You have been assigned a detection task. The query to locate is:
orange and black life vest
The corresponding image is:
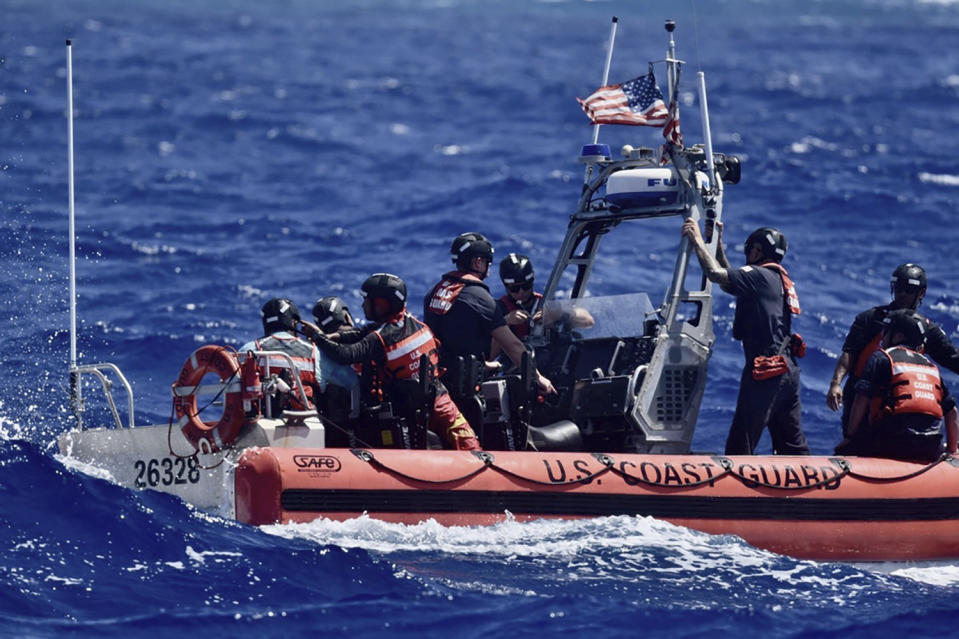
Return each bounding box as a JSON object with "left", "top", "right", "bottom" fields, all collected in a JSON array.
[
  {"left": 853, "top": 331, "right": 885, "bottom": 377},
  {"left": 498, "top": 291, "right": 543, "bottom": 339},
  {"left": 852, "top": 311, "right": 931, "bottom": 378},
  {"left": 759, "top": 262, "right": 801, "bottom": 316},
  {"left": 371, "top": 312, "right": 440, "bottom": 384},
  {"left": 425, "top": 271, "right": 485, "bottom": 316},
  {"left": 870, "top": 345, "right": 944, "bottom": 422}
]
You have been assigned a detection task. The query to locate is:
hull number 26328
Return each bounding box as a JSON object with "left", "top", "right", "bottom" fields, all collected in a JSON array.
[{"left": 133, "top": 456, "right": 201, "bottom": 488}]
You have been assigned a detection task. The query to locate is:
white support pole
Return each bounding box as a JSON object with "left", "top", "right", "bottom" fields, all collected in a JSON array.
[{"left": 697, "top": 71, "right": 715, "bottom": 191}]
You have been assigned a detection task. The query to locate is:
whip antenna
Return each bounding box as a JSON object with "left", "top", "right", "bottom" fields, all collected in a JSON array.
[{"left": 66, "top": 40, "right": 81, "bottom": 421}]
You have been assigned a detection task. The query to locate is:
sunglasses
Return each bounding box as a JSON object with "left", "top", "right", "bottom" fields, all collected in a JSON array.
[{"left": 506, "top": 282, "right": 533, "bottom": 293}]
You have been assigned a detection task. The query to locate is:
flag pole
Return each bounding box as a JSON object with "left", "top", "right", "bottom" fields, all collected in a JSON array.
[
  {"left": 582, "top": 16, "right": 618, "bottom": 189},
  {"left": 591, "top": 16, "right": 618, "bottom": 146},
  {"left": 665, "top": 20, "right": 677, "bottom": 103}
]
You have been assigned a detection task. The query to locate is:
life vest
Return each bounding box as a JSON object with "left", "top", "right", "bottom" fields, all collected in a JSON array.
[
  {"left": 252, "top": 333, "right": 318, "bottom": 409},
  {"left": 852, "top": 310, "right": 929, "bottom": 378},
  {"left": 759, "top": 262, "right": 801, "bottom": 315},
  {"left": 499, "top": 291, "right": 543, "bottom": 339},
  {"left": 869, "top": 346, "right": 944, "bottom": 422},
  {"left": 853, "top": 331, "right": 885, "bottom": 378},
  {"left": 371, "top": 313, "right": 440, "bottom": 383},
  {"left": 425, "top": 271, "right": 485, "bottom": 316}
]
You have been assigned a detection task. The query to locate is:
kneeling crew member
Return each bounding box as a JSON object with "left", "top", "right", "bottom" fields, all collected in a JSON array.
[
  {"left": 306, "top": 273, "right": 481, "bottom": 451},
  {"left": 682, "top": 221, "right": 810, "bottom": 455},
  {"left": 837, "top": 309, "right": 959, "bottom": 461},
  {"left": 827, "top": 263, "right": 959, "bottom": 435}
]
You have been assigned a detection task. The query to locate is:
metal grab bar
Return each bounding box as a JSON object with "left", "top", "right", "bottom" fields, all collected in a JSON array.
[
  {"left": 71, "top": 363, "right": 135, "bottom": 430},
  {"left": 241, "top": 349, "right": 314, "bottom": 417}
]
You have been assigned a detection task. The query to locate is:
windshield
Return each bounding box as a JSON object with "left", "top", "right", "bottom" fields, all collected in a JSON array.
[{"left": 540, "top": 292, "right": 655, "bottom": 340}]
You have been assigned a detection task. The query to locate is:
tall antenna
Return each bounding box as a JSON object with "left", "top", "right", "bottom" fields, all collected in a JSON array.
[{"left": 66, "top": 40, "right": 81, "bottom": 421}]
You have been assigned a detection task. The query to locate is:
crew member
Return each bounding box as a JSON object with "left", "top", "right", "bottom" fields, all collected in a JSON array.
[
  {"left": 239, "top": 298, "right": 358, "bottom": 414},
  {"left": 496, "top": 253, "right": 542, "bottom": 340},
  {"left": 681, "top": 221, "right": 810, "bottom": 455},
  {"left": 311, "top": 296, "right": 361, "bottom": 341},
  {"left": 304, "top": 273, "right": 480, "bottom": 451},
  {"left": 827, "top": 263, "right": 959, "bottom": 435},
  {"left": 836, "top": 309, "right": 959, "bottom": 461},
  {"left": 423, "top": 233, "right": 556, "bottom": 427},
  {"left": 492, "top": 253, "right": 594, "bottom": 362}
]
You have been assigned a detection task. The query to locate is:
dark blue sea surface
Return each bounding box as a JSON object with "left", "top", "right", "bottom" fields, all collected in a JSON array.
[{"left": 2, "top": 0, "right": 959, "bottom": 635}]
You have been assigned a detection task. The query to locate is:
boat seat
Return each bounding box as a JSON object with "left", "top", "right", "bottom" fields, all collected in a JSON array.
[{"left": 527, "top": 420, "right": 583, "bottom": 452}]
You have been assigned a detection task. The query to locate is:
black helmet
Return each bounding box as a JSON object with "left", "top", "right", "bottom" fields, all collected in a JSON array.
[
  {"left": 361, "top": 272, "right": 407, "bottom": 320},
  {"left": 890, "top": 263, "right": 927, "bottom": 300},
  {"left": 499, "top": 253, "right": 535, "bottom": 287},
  {"left": 882, "top": 309, "right": 926, "bottom": 350},
  {"left": 744, "top": 227, "right": 788, "bottom": 263},
  {"left": 312, "top": 296, "right": 350, "bottom": 332},
  {"left": 261, "top": 298, "right": 300, "bottom": 334},
  {"left": 451, "top": 232, "right": 494, "bottom": 271}
]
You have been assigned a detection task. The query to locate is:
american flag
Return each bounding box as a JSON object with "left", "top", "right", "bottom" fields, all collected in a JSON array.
[
  {"left": 663, "top": 95, "right": 682, "bottom": 147},
  {"left": 577, "top": 73, "right": 668, "bottom": 126}
]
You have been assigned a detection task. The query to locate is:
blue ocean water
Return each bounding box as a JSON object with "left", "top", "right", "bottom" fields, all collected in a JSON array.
[{"left": 2, "top": 0, "right": 959, "bottom": 635}]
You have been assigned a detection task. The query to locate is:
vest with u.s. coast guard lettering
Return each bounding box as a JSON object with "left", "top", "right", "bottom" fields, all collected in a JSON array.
[
  {"left": 371, "top": 313, "right": 440, "bottom": 383},
  {"left": 425, "top": 271, "right": 484, "bottom": 315},
  {"left": 871, "top": 345, "right": 944, "bottom": 421}
]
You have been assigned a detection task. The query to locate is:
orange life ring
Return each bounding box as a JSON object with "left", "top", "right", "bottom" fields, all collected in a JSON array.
[{"left": 173, "top": 345, "right": 244, "bottom": 452}]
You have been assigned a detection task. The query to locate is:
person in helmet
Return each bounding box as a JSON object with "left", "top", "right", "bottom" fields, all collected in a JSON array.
[
  {"left": 310, "top": 296, "right": 359, "bottom": 340},
  {"left": 492, "top": 253, "right": 594, "bottom": 358},
  {"left": 836, "top": 309, "right": 958, "bottom": 461},
  {"left": 305, "top": 273, "right": 481, "bottom": 451},
  {"left": 681, "top": 220, "right": 809, "bottom": 455},
  {"left": 424, "top": 233, "right": 556, "bottom": 428},
  {"left": 827, "top": 263, "right": 959, "bottom": 436},
  {"left": 239, "top": 298, "right": 358, "bottom": 415},
  {"left": 496, "top": 253, "right": 542, "bottom": 339}
]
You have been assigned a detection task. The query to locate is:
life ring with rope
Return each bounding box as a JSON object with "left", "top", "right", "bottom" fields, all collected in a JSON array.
[{"left": 172, "top": 344, "right": 244, "bottom": 452}]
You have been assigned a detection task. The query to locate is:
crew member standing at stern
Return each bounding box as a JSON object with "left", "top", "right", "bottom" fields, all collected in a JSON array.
[{"left": 681, "top": 220, "right": 810, "bottom": 455}]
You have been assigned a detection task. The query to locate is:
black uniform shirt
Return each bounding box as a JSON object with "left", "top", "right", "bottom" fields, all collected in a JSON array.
[
  {"left": 843, "top": 304, "right": 959, "bottom": 377},
  {"left": 424, "top": 279, "right": 506, "bottom": 365},
  {"left": 726, "top": 264, "right": 790, "bottom": 362}
]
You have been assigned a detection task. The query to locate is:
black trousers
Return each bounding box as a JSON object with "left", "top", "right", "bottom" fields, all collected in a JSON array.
[
  {"left": 836, "top": 418, "right": 943, "bottom": 462},
  {"left": 725, "top": 361, "right": 809, "bottom": 455}
]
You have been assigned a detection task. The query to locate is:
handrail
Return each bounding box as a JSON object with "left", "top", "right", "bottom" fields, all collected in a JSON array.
[
  {"left": 70, "top": 363, "right": 135, "bottom": 429},
  {"left": 242, "top": 349, "right": 313, "bottom": 417}
]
